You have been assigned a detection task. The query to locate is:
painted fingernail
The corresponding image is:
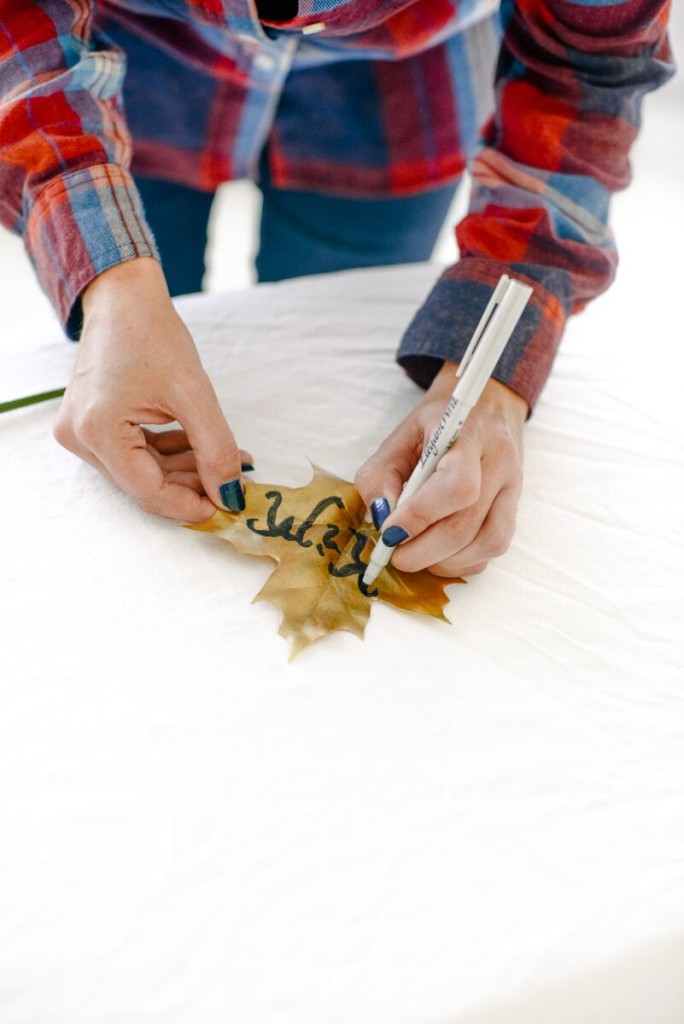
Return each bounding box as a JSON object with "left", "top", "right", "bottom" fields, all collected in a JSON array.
[
  {"left": 382, "top": 525, "right": 409, "bottom": 547},
  {"left": 240, "top": 463, "right": 255, "bottom": 473},
  {"left": 370, "top": 497, "right": 391, "bottom": 531},
  {"left": 219, "top": 478, "right": 245, "bottom": 512}
]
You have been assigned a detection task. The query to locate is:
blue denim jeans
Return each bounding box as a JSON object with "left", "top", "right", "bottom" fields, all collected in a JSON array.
[{"left": 134, "top": 164, "right": 458, "bottom": 297}]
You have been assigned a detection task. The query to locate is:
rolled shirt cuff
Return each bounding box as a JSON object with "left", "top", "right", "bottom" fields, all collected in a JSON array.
[
  {"left": 397, "top": 257, "right": 571, "bottom": 412},
  {"left": 24, "top": 163, "right": 159, "bottom": 338}
]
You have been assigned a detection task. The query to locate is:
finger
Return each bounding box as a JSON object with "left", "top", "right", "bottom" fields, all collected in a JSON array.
[
  {"left": 120, "top": 451, "right": 217, "bottom": 520},
  {"left": 379, "top": 433, "right": 483, "bottom": 545},
  {"left": 59, "top": 403, "right": 233, "bottom": 519},
  {"left": 173, "top": 378, "right": 247, "bottom": 512},
  {"left": 143, "top": 427, "right": 254, "bottom": 472},
  {"left": 56, "top": 414, "right": 211, "bottom": 518},
  {"left": 388, "top": 493, "right": 488, "bottom": 574},
  {"left": 55, "top": 423, "right": 121, "bottom": 492},
  {"left": 450, "top": 563, "right": 488, "bottom": 578},
  {"left": 90, "top": 419, "right": 217, "bottom": 520},
  {"left": 149, "top": 448, "right": 255, "bottom": 483},
  {"left": 354, "top": 417, "right": 424, "bottom": 515},
  {"left": 142, "top": 441, "right": 206, "bottom": 492},
  {"left": 421, "top": 485, "right": 519, "bottom": 578},
  {"left": 54, "top": 408, "right": 122, "bottom": 486},
  {"left": 143, "top": 428, "right": 192, "bottom": 455},
  {"left": 139, "top": 441, "right": 207, "bottom": 495},
  {"left": 164, "top": 470, "right": 206, "bottom": 495},
  {"left": 90, "top": 444, "right": 211, "bottom": 516},
  {"left": 156, "top": 450, "right": 198, "bottom": 474}
]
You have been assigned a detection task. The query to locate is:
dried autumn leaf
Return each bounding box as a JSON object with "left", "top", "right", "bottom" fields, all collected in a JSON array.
[{"left": 187, "top": 465, "right": 463, "bottom": 658}]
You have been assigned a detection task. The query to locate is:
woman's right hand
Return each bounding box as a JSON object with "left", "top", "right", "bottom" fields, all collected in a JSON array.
[{"left": 54, "top": 257, "right": 251, "bottom": 521}]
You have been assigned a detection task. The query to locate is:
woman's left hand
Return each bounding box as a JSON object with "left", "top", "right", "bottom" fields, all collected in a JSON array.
[{"left": 354, "top": 362, "right": 528, "bottom": 578}]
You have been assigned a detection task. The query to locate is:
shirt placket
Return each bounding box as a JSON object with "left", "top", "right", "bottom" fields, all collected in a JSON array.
[{"left": 226, "top": 0, "right": 301, "bottom": 177}]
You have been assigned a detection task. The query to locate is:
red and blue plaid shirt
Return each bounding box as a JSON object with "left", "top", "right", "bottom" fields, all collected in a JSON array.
[{"left": 0, "top": 0, "right": 674, "bottom": 407}]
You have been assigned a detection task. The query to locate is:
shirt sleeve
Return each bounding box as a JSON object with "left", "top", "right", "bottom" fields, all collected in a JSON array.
[
  {"left": 397, "top": 0, "right": 675, "bottom": 410},
  {"left": 0, "top": 0, "right": 158, "bottom": 337}
]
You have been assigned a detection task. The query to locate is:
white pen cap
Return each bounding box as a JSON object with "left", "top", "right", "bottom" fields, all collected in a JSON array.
[{"left": 454, "top": 277, "right": 533, "bottom": 408}]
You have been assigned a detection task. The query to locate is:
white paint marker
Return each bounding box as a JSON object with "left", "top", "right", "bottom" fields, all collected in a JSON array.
[{"left": 362, "top": 274, "right": 533, "bottom": 588}]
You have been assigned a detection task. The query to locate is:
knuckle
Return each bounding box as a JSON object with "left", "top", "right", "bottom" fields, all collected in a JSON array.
[
  {"left": 486, "top": 525, "right": 511, "bottom": 558},
  {"left": 448, "top": 468, "right": 480, "bottom": 508},
  {"left": 460, "top": 477, "right": 481, "bottom": 508},
  {"left": 405, "top": 502, "right": 434, "bottom": 533},
  {"left": 426, "top": 561, "right": 457, "bottom": 578},
  {"left": 137, "top": 492, "right": 162, "bottom": 517},
  {"left": 492, "top": 431, "right": 522, "bottom": 473},
  {"left": 175, "top": 368, "right": 212, "bottom": 404},
  {"left": 72, "top": 405, "right": 104, "bottom": 445},
  {"left": 390, "top": 548, "right": 421, "bottom": 574},
  {"left": 202, "top": 447, "right": 240, "bottom": 481},
  {"left": 444, "top": 516, "right": 475, "bottom": 551},
  {"left": 52, "top": 415, "right": 73, "bottom": 450},
  {"left": 465, "top": 561, "right": 489, "bottom": 576},
  {"left": 354, "top": 461, "right": 401, "bottom": 508},
  {"left": 353, "top": 462, "right": 375, "bottom": 496}
]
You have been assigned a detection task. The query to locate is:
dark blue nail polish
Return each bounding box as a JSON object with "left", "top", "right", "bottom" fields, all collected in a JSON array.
[
  {"left": 382, "top": 525, "right": 409, "bottom": 547},
  {"left": 370, "top": 497, "right": 391, "bottom": 531},
  {"left": 240, "top": 463, "right": 255, "bottom": 473},
  {"left": 219, "top": 479, "right": 245, "bottom": 512}
]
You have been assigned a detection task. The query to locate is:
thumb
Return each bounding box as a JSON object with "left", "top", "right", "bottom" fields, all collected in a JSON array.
[{"left": 179, "top": 381, "right": 245, "bottom": 512}]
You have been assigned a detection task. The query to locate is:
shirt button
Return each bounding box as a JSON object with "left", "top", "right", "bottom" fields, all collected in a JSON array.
[
  {"left": 302, "top": 21, "right": 325, "bottom": 34},
  {"left": 254, "top": 52, "right": 277, "bottom": 71}
]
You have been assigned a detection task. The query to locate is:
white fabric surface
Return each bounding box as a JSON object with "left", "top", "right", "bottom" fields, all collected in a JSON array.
[{"left": 1, "top": 260, "right": 683, "bottom": 1024}]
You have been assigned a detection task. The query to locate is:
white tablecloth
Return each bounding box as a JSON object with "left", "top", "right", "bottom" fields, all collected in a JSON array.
[{"left": 1, "top": 262, "right": 683, "bottom": 1023}]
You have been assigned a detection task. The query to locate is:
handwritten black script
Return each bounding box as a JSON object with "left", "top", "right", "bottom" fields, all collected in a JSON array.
[{"left": 246, "top": 490, "right": 379, "bottom": 598}]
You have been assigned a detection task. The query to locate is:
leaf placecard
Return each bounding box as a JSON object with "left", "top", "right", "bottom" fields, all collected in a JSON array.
[{"left": 187, "top": 466, "right": 463, "bottom": 658}]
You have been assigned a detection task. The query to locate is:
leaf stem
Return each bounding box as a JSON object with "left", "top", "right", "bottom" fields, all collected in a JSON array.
[{"left": 0, "top": 387, "right": 65, "bottom": 414}]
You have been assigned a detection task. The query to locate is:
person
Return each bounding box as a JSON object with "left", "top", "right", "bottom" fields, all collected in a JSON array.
[{"left": 0, "top": 0, "right": 673, "bottom": 579}]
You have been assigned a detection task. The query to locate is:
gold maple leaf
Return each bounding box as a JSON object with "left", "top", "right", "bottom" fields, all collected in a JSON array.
[{"left": 187, "top": 466, "right": 463, "bottom": 658}]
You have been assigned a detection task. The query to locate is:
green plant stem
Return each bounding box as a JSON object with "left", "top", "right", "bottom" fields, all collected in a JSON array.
[{"left": 0, "top": 387, "right": 66, "bottom": 415}]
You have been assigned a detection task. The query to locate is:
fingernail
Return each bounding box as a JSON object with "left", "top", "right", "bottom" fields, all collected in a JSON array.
[
  {"left": 370, "top": 497, "right": 391, "bottom": 531},
  {"left": 219, "top": 479, "right": 245, "bottom": 512},
  {"left": 240, "top": 463, "right": 255, "bottom": 473},
  {"left": 382, "top": 525, "right": 409, "bottom": 547}
]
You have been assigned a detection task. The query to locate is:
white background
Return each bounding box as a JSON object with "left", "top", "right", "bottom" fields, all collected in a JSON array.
[{"left": 1, "top": 15, "right": 683, "bottom": 1024}]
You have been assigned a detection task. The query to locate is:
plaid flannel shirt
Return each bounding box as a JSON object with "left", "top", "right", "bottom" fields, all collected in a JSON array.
[{"left": 0, "top": 0, "right": 674, "bottom": 407}]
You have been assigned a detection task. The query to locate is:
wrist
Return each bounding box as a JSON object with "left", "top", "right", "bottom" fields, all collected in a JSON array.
[
  {"left": 82, "top": 257, "right": 169, "bottom": 318},
  {"left": 480, "top": 377, "right": 529, "bottom": 424},
  {"left": 430, "top": 361, "right": 529, "bottom": 423}
]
